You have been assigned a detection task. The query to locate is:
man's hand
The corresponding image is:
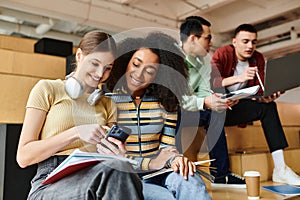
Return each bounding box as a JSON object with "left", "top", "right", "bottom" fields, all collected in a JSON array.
[
  {"left": 238, "top": 66, "right": 257, "bottom": 82},
  {"left": 258, "top": 91, "right": 281, "bottom": 103},
  {"left": 204, "top": 93, "right": 228, "bottom": 111}
]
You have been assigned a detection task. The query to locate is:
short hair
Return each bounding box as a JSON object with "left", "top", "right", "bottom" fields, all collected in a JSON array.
[
  {"left": 185, "top": 16, "right": 211, "bottom": 27},
  {"left": 179, "top": 16, "right": 211, "bottom": 42},
  {"left": 234, "top": 24, "right": 257, "bottom": 37}
]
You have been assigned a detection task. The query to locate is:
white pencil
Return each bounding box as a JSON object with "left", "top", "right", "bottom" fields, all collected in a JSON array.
[
  {"left": 256, "top": 71, "right": 265, "bottom": 92},
  {"left": 194, "top": 159, "right": 215, "bottom": 166}
]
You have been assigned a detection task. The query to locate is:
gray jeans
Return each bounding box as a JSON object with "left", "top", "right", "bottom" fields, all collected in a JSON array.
[{"left": 28, "top": 156, "right": 143, "bottom": 200}]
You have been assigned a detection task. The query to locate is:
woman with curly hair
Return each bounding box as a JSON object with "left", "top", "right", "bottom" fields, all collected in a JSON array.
[{"left": 106, "top": 32, "right": 211, "bottom": 200}]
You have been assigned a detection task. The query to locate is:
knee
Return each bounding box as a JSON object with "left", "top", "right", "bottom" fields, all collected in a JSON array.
[
  {"left": 263, "top": 101, "right": 277, "bottom": 109},
  {"left": 168, "top": 173, "right": 206, "bottom": 189},
  {"left": 186, "top": 174, "right": 207, "bottom": 188},
  {"left": 100, "top": 159, "right": 135, "bottom": 173}
]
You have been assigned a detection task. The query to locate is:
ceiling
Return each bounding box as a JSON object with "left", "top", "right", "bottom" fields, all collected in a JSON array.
[{"left": 0, "top": 0, "right": 300, "bottom": 59}]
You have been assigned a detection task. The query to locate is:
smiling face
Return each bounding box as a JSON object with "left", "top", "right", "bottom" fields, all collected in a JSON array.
[
  {"left": 75, "top": 48, "right": 114, "bottom": 93},
  {"left": 125, "top": 48, "right": 159, "bottom": 95},
  {"left": 233, "top": 31, "right": 257, "bottom": 61}
]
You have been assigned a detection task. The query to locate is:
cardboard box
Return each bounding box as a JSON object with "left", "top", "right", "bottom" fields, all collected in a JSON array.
[
  {"left": 0, "top": 34, "right": 36, "bottom": 53},
  {"left": 0, "top": 74, "right": 40, "bottom": 123},
  {"left": 229, "top": 149, "right": 300, "bottom": 182},
  {"left": 225, "top": 126, "right": 300, "bottom": 152},
  {"left": 0, "top": 48, "right": 65, "bottom": 79}
]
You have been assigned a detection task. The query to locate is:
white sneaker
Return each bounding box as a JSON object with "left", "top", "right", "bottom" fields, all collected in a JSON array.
[{"left": 272, "top": 165, "right": 300, "bottom": 185}]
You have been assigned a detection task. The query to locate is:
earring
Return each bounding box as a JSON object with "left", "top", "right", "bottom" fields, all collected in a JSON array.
[{"left": 65, "top": 77, "right": 84, "bottom": 99}]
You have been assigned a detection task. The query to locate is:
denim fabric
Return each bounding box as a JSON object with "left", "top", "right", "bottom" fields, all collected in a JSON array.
[
  {"left": 142, "top": 171, "right": 211, "bottom": 200},
  {"left": 178, "top": 109, "right": 230, "bottom": 178},
  {"left": 28, "top": 156, "right": 143, "bottom": 200}
]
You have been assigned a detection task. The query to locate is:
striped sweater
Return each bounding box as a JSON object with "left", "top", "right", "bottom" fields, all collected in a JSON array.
[{"left": 108, "top": 91, "right": 178, "bottom": 171}]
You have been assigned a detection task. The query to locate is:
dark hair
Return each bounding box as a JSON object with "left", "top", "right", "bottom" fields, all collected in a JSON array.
[
  {"left": 107, "top": 32, "right": 190, "bottom": 112},
  {"left": 106, "top": 37, "right": 143, "bottom": 92},
  {"left": 180, "top": 16, "right": 211, "bottom": 42},
  {"left": 234, "top": 24, "right": 257, "bottom": 37},
  {"left": 185, "top": 16, "right": 211, "bottom": 27},
  {"left": 78, "top": 30, "right": 117, "bottom": 57}
]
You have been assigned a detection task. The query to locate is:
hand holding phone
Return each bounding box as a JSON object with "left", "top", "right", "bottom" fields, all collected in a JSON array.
[{"left": 105, "top": 125, "right": 131, "bottom": 144}]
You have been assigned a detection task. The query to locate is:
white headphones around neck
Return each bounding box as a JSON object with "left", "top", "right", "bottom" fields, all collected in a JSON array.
[{"left": 65, "top": 77, "right": 103, "bottom": 106}]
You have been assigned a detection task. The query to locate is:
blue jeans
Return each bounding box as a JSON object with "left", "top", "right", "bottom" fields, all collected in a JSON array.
[
  {"left": 141, "top": 171, "right": 211, "bottom": 200},
  {"left": 177, "top": 109, "right": 230, "bottom": 178}
]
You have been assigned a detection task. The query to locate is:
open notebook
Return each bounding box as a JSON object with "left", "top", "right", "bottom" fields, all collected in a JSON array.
[
  {"left": 221, "top": 85, "right": 260, "bottom": 100},
  {"left": 42, "top": 149, "right": 138, "bottom": 184}
]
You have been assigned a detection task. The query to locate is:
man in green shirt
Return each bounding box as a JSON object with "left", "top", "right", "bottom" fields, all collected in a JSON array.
[{"left": 179, "top": 16, "right": 244, "bottom": 187}]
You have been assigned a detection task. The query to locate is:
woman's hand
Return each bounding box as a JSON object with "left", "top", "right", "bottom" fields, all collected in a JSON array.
[
  {"left": 170, "top": 155, "right": 196, "bottom": 180},
  {"left": 75, "top": 124, "right": 107, "bottom": 144},
  {"left": 96, "top": 137, "right": 126, "bottom": 157},
  {"left": 149, "top": 147, "right": 178, "bottom": 170}
]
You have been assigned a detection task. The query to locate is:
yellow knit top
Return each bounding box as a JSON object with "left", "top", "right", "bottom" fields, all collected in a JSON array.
[{"left": 26, "top": 79, "right": 117, "bottom": 155}]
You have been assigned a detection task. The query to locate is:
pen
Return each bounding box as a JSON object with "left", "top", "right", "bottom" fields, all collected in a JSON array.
[{"left": 255, "top": 71, "right": 265, "bottom": 92}]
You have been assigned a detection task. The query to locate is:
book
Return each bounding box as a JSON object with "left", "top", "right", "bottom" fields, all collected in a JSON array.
[
  {"left": 142, "top": 159, "right": 215, "bottom": 182},
  {"left": 262, "top": 185, "right": 300, "bottom": 196},
  {"left": 222, "top": 85, "right": 260, "bottom": 100},
  {"left": 42, "top": 149, "right": 138, "bottom": 185}
]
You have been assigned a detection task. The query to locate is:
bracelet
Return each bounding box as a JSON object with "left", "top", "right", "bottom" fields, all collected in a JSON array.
[{"left": 165, "top": 154, "right": 183, "bottom": 168}]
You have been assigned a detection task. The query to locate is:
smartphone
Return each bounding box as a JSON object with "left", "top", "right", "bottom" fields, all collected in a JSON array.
[{"left": 105, "top": 125, "right": 131, "bottom": 144}]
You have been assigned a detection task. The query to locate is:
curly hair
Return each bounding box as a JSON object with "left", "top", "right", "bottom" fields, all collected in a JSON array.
[{"left": 106, "top": 32, "right": 190, "bottom": 112}]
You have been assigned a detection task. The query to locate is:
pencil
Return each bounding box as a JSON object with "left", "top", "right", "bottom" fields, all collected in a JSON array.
[{"left": 256, "top": 71, "right": 265, "bottom": 92}]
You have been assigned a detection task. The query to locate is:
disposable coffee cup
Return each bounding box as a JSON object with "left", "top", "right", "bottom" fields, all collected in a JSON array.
[{"left": 244, "top": 171, "right": 260, "bottom": 199}]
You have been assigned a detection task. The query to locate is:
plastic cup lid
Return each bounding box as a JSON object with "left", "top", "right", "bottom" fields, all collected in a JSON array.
[{"left": 244, "top": 171, "right": 260, "bottom": 177}]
